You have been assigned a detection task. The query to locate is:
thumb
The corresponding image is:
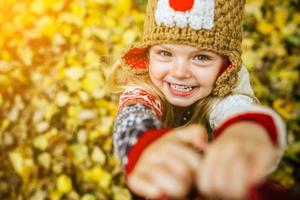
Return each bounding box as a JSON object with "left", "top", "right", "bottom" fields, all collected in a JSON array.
[{"left": 173, "top": 124, "right": 208, "bottom": 151}]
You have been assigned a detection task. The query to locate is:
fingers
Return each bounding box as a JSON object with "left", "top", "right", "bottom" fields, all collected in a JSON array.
[
  {"left": 128, "top": 154, "right": 193, "bottom": 199},
  {"left": 128, "top": 141, "right": 203, "bottom": 199},
  {"left": 145, "top": 149, "right": 194, "bottom": 184},
  {"left": 127, "top": 172, "right": 162, "bottom": 199},
  {"left": 149, "top": 163, "right": 192, "bottom": 198},
  {"left": 173, "top": 124, "right": 208, "bottom": 151},
  {"left": 248, "top": 144, "right": 276, "bottom": 185},
  {"left": 126, "top": 124, "right": 209, "bottom": 199},
  {"left": 159, "top": 141, "right": 204, "bottom": 172},
  {"left": 149, "top": 143, "right": 203, "bottom": 197},
  {"left": 197, "top": 143, "right": 251, "bottom": 199}
]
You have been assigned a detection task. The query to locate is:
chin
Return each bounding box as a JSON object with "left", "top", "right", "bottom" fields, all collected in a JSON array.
[{"left": 165, "top": 96, "right": 195, "bottom": 107}]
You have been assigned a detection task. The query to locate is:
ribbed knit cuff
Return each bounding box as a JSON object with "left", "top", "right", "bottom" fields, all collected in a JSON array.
[
  {"left": 213, "top": 113, "right": 278, "bottom": 146},
  {"left": 126, "top": 128, "right": 173, "bottom": 175}
]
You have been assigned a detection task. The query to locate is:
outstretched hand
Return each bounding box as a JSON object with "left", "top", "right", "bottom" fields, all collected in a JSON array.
[
  {"left": 127, "top": 122, "right": 277, "bottom": 200},
  {"left": 127, "top": 124, "right": 208, "bottom": 199},
  {"left": 196, "top": 121, "right": 277, "bottom": 199}
]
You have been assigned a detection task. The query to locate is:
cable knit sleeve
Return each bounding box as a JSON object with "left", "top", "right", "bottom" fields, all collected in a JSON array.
[{"left": 112, "top": 87, "right": 171, "bottom": 175}]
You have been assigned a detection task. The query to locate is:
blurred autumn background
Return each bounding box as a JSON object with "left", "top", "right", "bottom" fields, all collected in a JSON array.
[{"left": 0, "top": 0, "right": 299, "bottom": 199}]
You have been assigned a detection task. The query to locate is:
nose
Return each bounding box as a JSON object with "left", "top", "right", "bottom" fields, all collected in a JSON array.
[{"left": 171, "top": 58, "right": 192, "bottom": 79}]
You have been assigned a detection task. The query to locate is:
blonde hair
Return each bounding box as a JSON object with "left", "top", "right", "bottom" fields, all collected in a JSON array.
[{"left": 107, "top": 59, "right": 223, "bottom": 131}]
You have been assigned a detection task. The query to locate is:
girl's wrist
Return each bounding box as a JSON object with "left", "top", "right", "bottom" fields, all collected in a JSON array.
[{"left": 218, "top": 121, "right": 274, "bottom": 147}]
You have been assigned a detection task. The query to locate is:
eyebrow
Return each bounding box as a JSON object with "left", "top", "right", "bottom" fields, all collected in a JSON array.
[
  {"left": 158, "top": 44, "right": 213, "bottom": 55},
  {"left": 157, "top": 45, "right": 172, "bottom": 51}
]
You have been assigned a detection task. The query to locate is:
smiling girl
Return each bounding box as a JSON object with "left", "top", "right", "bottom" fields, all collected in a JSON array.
[
  {"left": 108, "top": 0, "right": 286, "bottom": 199},
  {"left": 149, "top": 44, "right": 227, "bottom": 107}
]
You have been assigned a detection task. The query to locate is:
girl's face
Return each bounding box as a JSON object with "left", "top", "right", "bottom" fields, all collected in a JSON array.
[{"left": 149, "top": 44, "right": 227, "bottom": 107}]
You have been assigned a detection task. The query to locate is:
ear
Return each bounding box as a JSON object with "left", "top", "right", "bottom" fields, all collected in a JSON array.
[
  {"left": 218, "top": 56, "right": 231, "bottom": 75},
  {"left": 223, "top": 56, "right": 231, "bottom": 68}
]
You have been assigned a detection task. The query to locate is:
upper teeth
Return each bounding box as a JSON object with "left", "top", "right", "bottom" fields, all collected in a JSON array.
[{"left": 170, "top": 83, "right": 193, "bottom": 92}]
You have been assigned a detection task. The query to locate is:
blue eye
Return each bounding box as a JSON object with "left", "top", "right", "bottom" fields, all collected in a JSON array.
[{"left": 194, "top": 55, "right": 209, "bottom": 61}]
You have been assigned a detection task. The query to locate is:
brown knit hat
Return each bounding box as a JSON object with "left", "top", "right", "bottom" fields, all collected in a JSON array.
[{"left": 122, "top": 0, "right": 245, "bottom": 96}]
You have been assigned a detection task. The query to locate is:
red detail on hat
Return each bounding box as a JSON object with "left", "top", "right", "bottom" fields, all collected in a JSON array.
[
  {"left": 123, "top": 47, "right": 148, "bottom": 70},
  {"left": 169, "top": 0, "right": 194, "bottom": 12}
]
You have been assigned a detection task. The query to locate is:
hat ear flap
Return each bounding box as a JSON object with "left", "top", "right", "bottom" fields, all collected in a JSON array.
[
  {"left": 212, "top": 51, "right": 241, "bottom": 96},
  {"left": 122, "top": 47, "right": 149, "bottom": 75}
]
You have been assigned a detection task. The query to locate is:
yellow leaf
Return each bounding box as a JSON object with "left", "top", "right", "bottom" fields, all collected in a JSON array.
[
  {"left": 17, "top": 45, "right": 33, "bottom": 66},
  {"left": 241, "top": 50, "right": 257, "bottom": 69},
  {"left": 83, "top": 167, "right": 112, "bottom": 189},
  {"left": 58, "top": 23, "right": 73, "bottom": 36},
  {"left": 30, "top": 0, "right": 46, "bottom": 15},
  {"left": 88, "top": 129, "right": 103, "bottom": 141},
  {"left": 9, "top": 149, "right": 35, "bottom": 183},
  {"left": 33, "top": 129, "right": 57, "bottom": 150},
  {"left": 293, "top": 12, "right": 300, "bottom": 24},
  {"left": 81, "top": 194, "right": 96, "bottom": 200},
  {"left": 103, "top": 137, "right": 112, "bottom": 152},
  {"left": 77, "top": 129, "right": 88, "bottom": 144},
  {"left": 80, "top": 71, "right": 104, "bottom": 93},
  {"left": 273, "top": 99, "right": 296, "bottom": 120},
  {"left": 68, "top": 105, "right": 81, "bottom": 118},
  {"left": 1, "top": 50, "right": 11, "bottom": 61},
  {"left": 65, "top": 79, "right": 81, "bottom": 92},
  {"left": 45, "top": 0, "right": 65, "bottom": 11},
  {"left": 278, "top": 70, "right": 298, "bottom": 82},
  {"left": 55, "top": 91, "right": 70, "bottom": 107},
  {"left": 98, "top": 169, "right": 112, "bottom": 188},
  {"left": 100, "top": 116, "right": 114, "bottom": 135},
  {"left": 39, "top": 16, "right": 58, "bottom": 38},
  {"left": 113, "top": 186, "right": 132, "bottom": 200},
  {"left": 104, "top": 18, "right": 116, "bottom": 28},
  {"left": 257, "top": 21, "right": 274, "bottom": 35},
  {"left": 0, "top": 119, "right": 10, "bottom": 132},
  {"left": 37, "top": 152, "right": 51, "bottom": 170},
  {"left": 79, "top": 109, "right": 96, "bottom": 120},
  {"left": 0, "top": 94, "right": 3, "bottom": 107},
  {"left": 96, "top": 99, "right": 117, "bottom": 115},
  {"left": 116, "top": 0, "right": 132, "bottom": 13},
  {"left": 33, "top": 134, "right": 48, "bottom": 150},
  {"left": 83, "top": 167, "right": 103, "bottom": 182},
  {"left": 70, "top": 144, "right": 89, "bottom": 164},
  {"left": 65, "top": 66, "right": 84, "bottom": 80},
  {"left": 49, "top": 190, "right": 62, "bottom": 200},
  {"left": 71, "top": 1, "right": 86, "bottom": 18},
  {"left": 245, "top": 0, "right": 263, "bottom": 20},
  {"left": 0, "top": 74, "right": 12, "bottom": 87},
  {"left": 30, "top": 189, "right": 47, "bottom": 200},
  {"left": 58, "top": 12, "right": 83, "bottom": 26},
  {"left": 91, "top": 147, "right": 106, "bottom": 165},
  {"left": 78, "top": 91, "right": 90, "bottom": 102},
  {"left": 122, "top": 30, "right": 137, "bottom": 45},
  {"left": 57, "top": 174, "right": 73, "bottom": 194},
  {"left": 45, "top": 104, "right": 59, "bottom": 121},
  {"left": 274, "top": 8, "right": 287, "bottom": 28},
  {"left": 84, "top": 51, "right": 100, "bottom": 67}
]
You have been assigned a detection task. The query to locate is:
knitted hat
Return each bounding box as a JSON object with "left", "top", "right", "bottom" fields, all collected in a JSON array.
[{"left": 122, "top": 0, "right": 245, "bottom": 96}]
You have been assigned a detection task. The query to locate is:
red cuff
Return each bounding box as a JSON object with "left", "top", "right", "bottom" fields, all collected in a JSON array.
[
  {"left": 213, "top": 113, "right": 278, "bottom": 146},
  {"left": 126, "top": 128, "right": 172, "bottom": 175}
]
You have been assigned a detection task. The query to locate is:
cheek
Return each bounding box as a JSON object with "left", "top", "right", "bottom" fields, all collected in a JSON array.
[
  {"left": 149, "top": 61, "right": 167, "bottom": 80},
  {"left": 195, "top": 68, "right": 221, "bottom": 86},
  {"left": 207, "top": 60, "right": 226, "bottom": 83}
]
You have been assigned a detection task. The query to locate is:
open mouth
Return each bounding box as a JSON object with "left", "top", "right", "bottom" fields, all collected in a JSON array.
[
  {"left": 169, "top": 83, "right": 193, "bottom": 92},
  {"left": 167, "top": 82, "right": 197, "bottom": 96}
]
